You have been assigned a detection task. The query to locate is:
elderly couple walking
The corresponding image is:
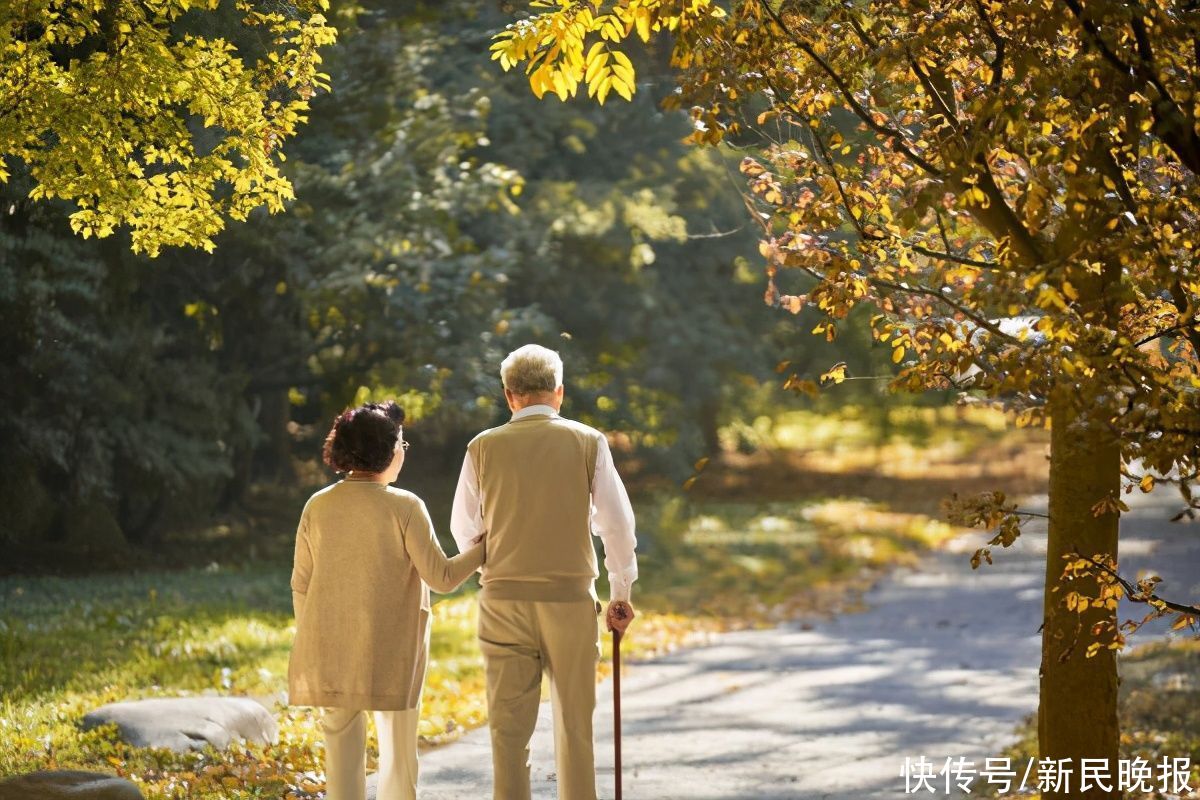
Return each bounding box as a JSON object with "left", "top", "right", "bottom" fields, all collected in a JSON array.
[{"left": 288, "top": 345, "right": 639, "bottom": 800}]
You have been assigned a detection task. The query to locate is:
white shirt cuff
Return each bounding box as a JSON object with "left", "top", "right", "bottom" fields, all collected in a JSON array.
[{"left": 609, "top": 576, "right": 632, "bottom": 604}]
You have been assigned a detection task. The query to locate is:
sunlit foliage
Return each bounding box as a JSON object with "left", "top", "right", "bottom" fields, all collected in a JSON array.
[{"left": 0, "top": 0, "right": 337, "bottom": 255}]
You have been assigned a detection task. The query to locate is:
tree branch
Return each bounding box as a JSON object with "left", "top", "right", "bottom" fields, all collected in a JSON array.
[
  {"left": 966, "top": 154, "right": 1048, "bottom": 265},
  {"left": 779, "top": 236, "right": 1018, "bottom": 345},
  {"left": 840, "top": 4, "right": 878, "bottom": 51},
  {"left": 1063, "top": 0, "right": 1200, "bottom": 174},
  {"left": 756, "top": 0, "right": 944, "bottom": 176},
  {"left": 1168, "top": 278, "right": 1200, "bottom": 357},
  {"left": 908, "top": 242, "right": 999, "bottom": 270},
  {"left": 809, "top": 127, "right": 881, "bottom": 243},
  {"left": 1132, "top": 317, "right": 1200, "bottom": 348},
  {"left": 868, "top": 275, "right": 1021, "bottom": 344},
  {"left": 970, "top": 0, "right": 1005, "bottom": 91},
  {"left": 1068, "top": 549, "right": 1200, "bottom": 618},
  {"left": 808, "top": 128, "right": 999, "bottom": 270},
  {"left": 905, "top": 45, "right": 961, "bottom": 135},
  {"left": 1061, "top": 0, "right": 1136, "bottom": 75},
  {"left": 685, "top": 223, "right": 747, "bottom": 240}
]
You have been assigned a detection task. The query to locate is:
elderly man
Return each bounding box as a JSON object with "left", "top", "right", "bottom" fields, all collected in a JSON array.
[{"left": 451, "top": 343, "right": 638, "bottom": 800}]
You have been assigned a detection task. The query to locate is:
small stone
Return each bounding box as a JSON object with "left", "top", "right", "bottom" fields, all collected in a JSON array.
[
  {"left": 81, "top": 697, "right": 278, "bottom": 753},
  {"left": 0, "top": 770, "right": 144, "bottom": 800}
]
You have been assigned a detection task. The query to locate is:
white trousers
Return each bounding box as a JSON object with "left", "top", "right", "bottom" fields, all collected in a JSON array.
[{"left": 323, "top": 707, "right": 419, "bottom": 800}]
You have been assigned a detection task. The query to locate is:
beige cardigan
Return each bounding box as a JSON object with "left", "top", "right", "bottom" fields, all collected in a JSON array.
[{"left": 288, "top": 481, "right": 484, "bottom": 710}]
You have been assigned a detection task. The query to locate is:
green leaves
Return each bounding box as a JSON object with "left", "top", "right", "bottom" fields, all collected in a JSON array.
[{"left": 1, "top": 0, "right": 337, "bottom": 255}]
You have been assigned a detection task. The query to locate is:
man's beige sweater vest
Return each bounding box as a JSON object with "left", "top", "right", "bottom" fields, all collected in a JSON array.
[{"left": 468, "top": 413, "right": 602, "bottom": 602}]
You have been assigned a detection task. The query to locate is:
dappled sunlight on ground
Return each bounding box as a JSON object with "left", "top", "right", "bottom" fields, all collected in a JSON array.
[
  {"left": 0, "top": 406, "right": 1065, "bottom": 798},
  {"left": 415, "top": 523, "right": 1051, "bottom": 799},
  {"left": 698, "top": 405, "right": 1050, "bottom": 518},
  {"left": 694, "top": 438, "right": 1048, "bottom": 517}
]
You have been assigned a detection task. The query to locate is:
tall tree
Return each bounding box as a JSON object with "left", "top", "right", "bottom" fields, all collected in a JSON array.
[
  {"left": 495, "top": 1, "right": 1200, "bottom": 795},
  {"left": 1, "top": 0, "right": 336, "bottom": 255}
]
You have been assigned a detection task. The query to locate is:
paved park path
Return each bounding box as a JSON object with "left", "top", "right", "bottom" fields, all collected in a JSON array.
[{"left": 414, "top": 489, "right": 1199, "bottom": 799}]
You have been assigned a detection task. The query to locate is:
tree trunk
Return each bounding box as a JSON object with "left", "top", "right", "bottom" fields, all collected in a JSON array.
[
  {"left": 253, "top": 387, "right": 295, "bottom": 484},
  {"left": 698, "top": 399, "right": 721, "bottom": 455},
  {"left": 1038, "top": 392, "right": 1121, "bottom": 799}
]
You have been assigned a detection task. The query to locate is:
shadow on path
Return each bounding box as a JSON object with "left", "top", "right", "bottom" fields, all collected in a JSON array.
[{"left": 414, "top": 490, "right": 1198, "bottom": 799}]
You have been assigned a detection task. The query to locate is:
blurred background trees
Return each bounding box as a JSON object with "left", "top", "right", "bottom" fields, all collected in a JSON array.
[{"left": 0, "top": 1, "right": 899, "bottom": 555}]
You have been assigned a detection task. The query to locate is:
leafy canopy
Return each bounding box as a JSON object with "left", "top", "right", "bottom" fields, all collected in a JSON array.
[
  {"left": 495, "top": 0, "right": 1200, "bottom": 632},
  {"left": 0, "top": 0, "right": 336, "bottom": 255}
]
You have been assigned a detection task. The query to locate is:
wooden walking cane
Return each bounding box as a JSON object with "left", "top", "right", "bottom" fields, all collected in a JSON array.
[
  {"left": 611, "top": 604, "right": 630, "bottom": 800},
  {"left": 614, "top": 624, "right": 623, "bottom": 800}
]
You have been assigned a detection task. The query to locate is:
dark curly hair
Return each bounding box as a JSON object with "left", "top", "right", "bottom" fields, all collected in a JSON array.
[{"left": 322, "top": 401, "right": 406, "bottom": 474}]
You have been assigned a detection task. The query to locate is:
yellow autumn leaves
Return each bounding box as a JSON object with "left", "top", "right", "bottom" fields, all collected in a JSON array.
[
  {"left": 490, "top": 0, "right": 725, "bottom": 103},
  {"left": 490, "top": 5, "right": 637, "bottom": 103},
  {"left": 521, "top": 41, "right": 635, "bottom": 104},
  {"left": 1, "top": 0, "right": 336, "bottom": 256}
]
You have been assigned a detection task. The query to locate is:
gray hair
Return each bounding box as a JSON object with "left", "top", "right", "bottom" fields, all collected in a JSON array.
[{"left": 500, "top": 344, "right": 563, "bottom": 395}]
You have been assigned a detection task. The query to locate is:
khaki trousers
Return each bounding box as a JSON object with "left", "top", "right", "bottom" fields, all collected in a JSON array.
[
  {"left": 323, "top": 707, "right": 419, "bottom": 800},
  {"left": 478, "top": 597, "right": 601, "bottom": 800}
]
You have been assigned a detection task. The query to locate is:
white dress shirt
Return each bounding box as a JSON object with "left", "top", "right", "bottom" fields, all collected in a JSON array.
[{"left": 450, "top": 404, "right": 639, "bottom": 603}]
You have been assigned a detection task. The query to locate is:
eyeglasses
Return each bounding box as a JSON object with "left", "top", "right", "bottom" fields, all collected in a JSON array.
[{"left": 397, "top": 439, "right": 410, "bottom": 451}]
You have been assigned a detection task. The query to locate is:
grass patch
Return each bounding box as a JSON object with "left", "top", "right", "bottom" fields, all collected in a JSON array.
[
  {"left": 0, "top": 567, "right": 486, "bottom": 796},
  {"left": 0, "top": 493, "right": 958, "bottom": 798},
  {"left": 986, "top": 638, "right": 1200, "bottom": 799},
  {"left": 632, "top": 495, "right": 956, "bottom": 622},
  {"left": 726, "top": 403, "right": 1015, "bottom": 456},
  {"left": 1, "top": 404, "right": 1050, "bottom": 797}
]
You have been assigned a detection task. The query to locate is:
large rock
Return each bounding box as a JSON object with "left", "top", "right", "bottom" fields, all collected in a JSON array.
[
  {"left": 0, "top": 770, "right": 144, "bottom": 800},
  {"left": 81, "top": 697, "right": 278, "bottom": 753}
]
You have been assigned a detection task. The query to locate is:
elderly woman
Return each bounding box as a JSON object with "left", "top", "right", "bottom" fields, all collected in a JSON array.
[{"left": 289, "top": 400, "right": 484, "bottom": 800}]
